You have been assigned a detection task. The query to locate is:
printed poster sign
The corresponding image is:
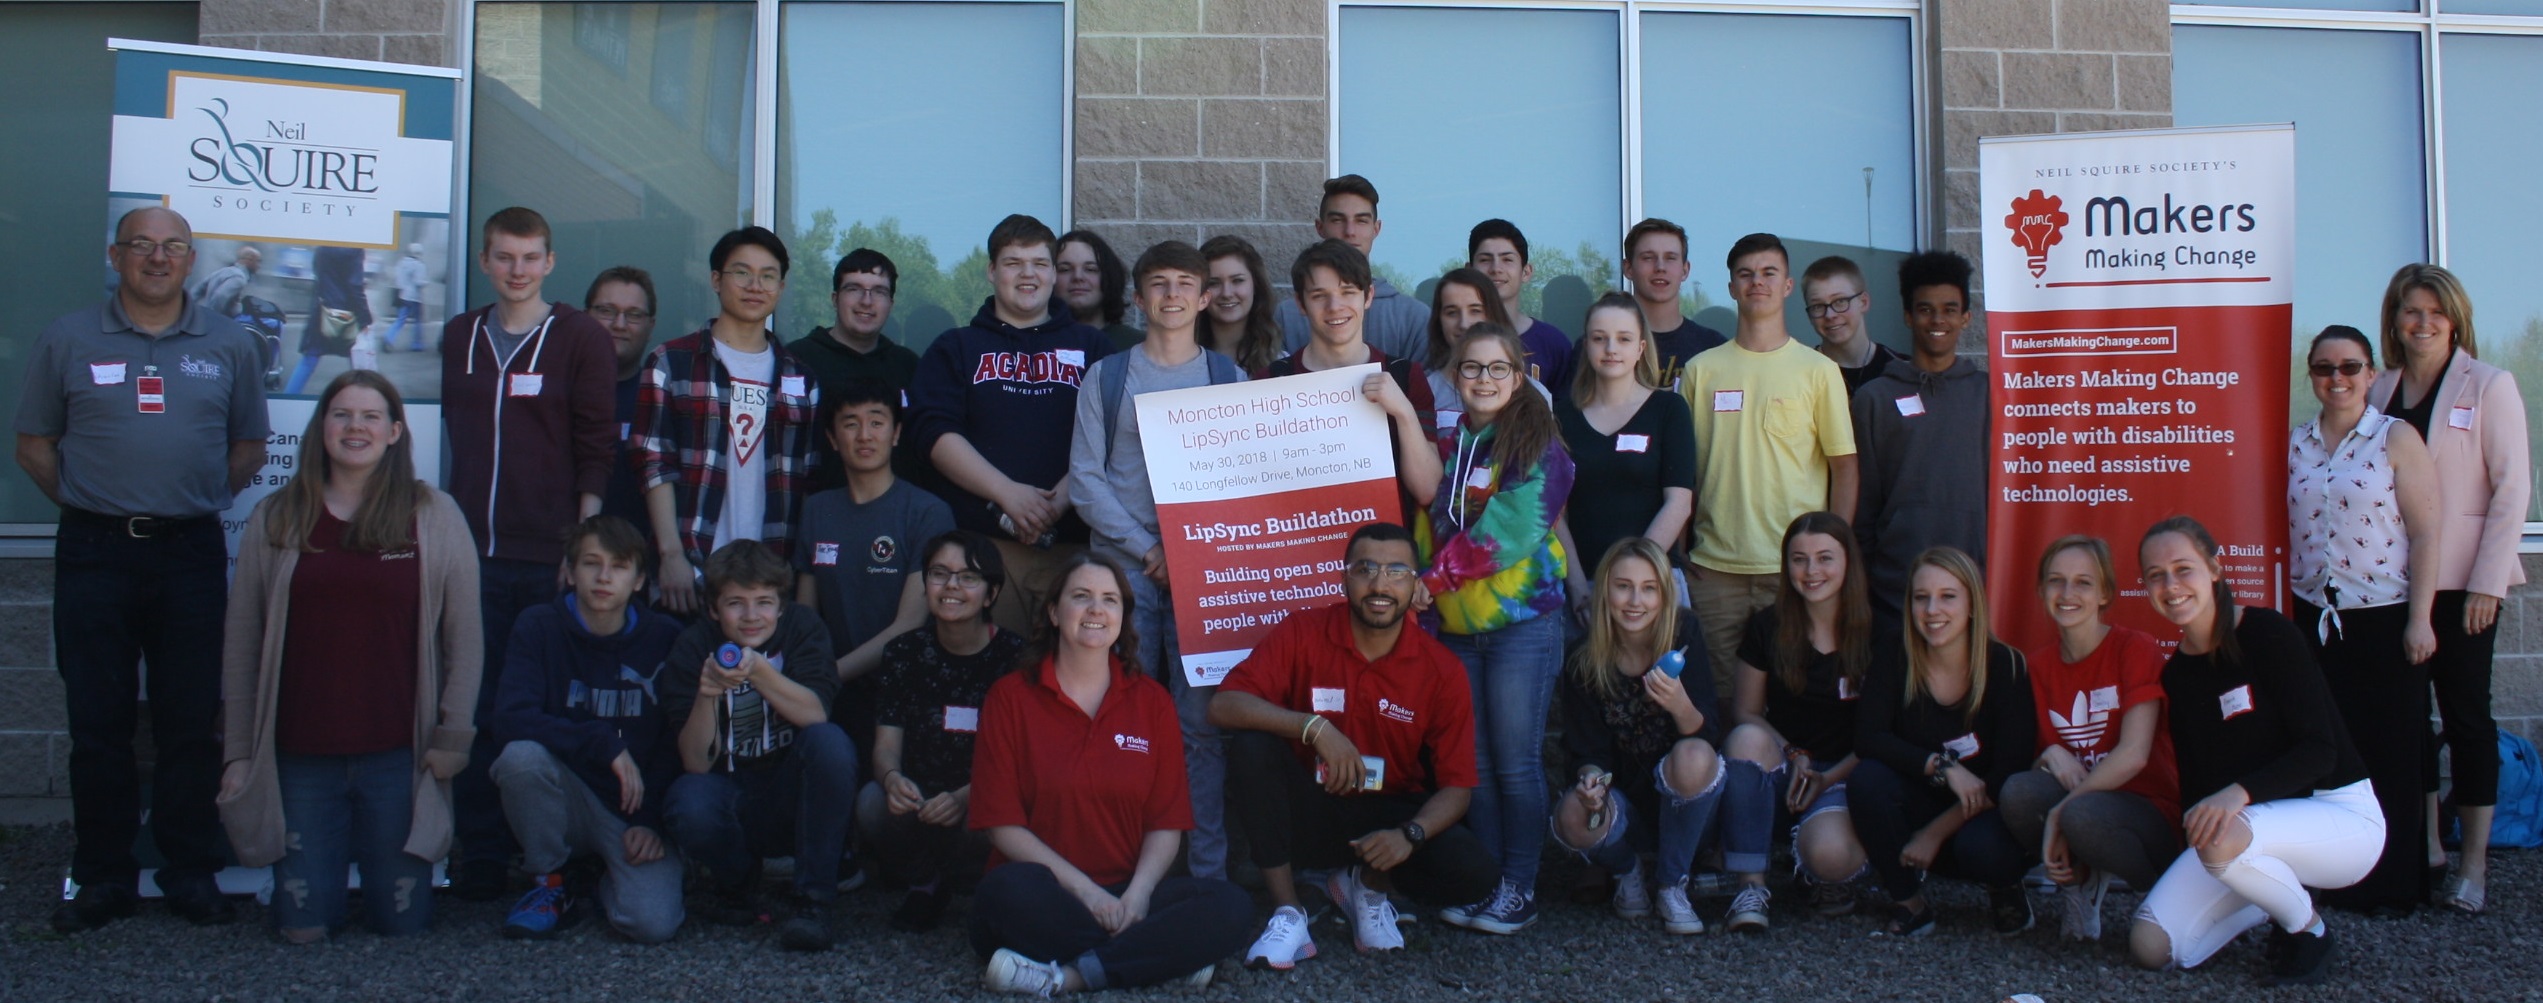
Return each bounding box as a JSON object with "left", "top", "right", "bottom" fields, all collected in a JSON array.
[
  {"left": 106, "top": 40, "right": 460, "bottom": 561},
  {"left": 1981, "top": 124, "right": 2295, "bottom": 654},
  {"left": 1139, "top": 365, "right": 1400, "bottom": 686}
]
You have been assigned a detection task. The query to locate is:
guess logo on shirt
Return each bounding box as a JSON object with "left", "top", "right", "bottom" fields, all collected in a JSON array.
[
  {"left": 1377, "top": 697, "right": 1416, "bottom": 724},
  {"left": 727, "top": 378, "right": 771, "bottom": 465},
  {"left": 1112, "top": 733, "right": 1152, "bottom": 754}
]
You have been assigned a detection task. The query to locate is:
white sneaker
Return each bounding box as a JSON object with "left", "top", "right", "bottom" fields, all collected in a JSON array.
[
  {"left": 983, "top": 948, "right": 1066, "bottom": 997},
  {"left": 2059, "top": 872, "right": 2108, "bottom": 942},
  {"left": 1657, "top": 882, "right": 1705, "bottom": 935},
  {"left": 1612, "top": 860, "right": 1653, "bottom": 920},
  {"left": 1725, "top": 883, "right": 1771, "bottom": 933},
  {"left": 1243, "top": 905, "right": 1319, "bottom": 969},
  {"left": 1324, "top": 866, "right": 1405, "bottom": 952}
]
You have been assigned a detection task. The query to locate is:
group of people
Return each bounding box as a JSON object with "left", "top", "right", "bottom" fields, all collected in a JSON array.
[{"left": 15, "top": 169, "right": 2524, "bottom": 991}]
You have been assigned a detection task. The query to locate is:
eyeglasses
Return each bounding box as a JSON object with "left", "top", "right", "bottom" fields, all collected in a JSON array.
[
  {"left": 1456, "top": 361, "right": 1518, "bottom": 381},
  {"left": 117, "top": 239, "right": 193, "bottom": 260},
  {"left": 1804, "top": 292, "right": 1864, "bottom": 319},
  {"left": 1345, "top": 560, "right": 1417, "bottom": 582},
  {"left": 835, "top": 284, "right": 893, "bottom": 300},
  {"left": 2308, "top": 360, "right": 2368, "bottom": 379},
  {"left": 924, "top": 568, "right": 988, "bottom": 589},
  {"left": 589, "top": 307, "right": 653, "bottom": 324},
  {"left": 718, "top": 267, "right": 784, "bottom": 290}
]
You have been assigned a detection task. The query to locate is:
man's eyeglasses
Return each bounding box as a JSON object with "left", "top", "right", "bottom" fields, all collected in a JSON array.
[
  {"left": 1346, "top": 560, "right": 1417, "bottom": 582},
  {"left": 1804, "top": 292, "right": 1865, "bottom": 319},
  {"left": 924, "top": 568, "right": 988, "bottom": 589},
  {"left": 719, "top": 267, "right": 783, "bottom": 290},
  {"left": 117, "top": 239, "right": 193, "bottom": 260},
  {"left": 836, "top": 284, "right": 893, "bottom": 301},
  {"left": 589, "top": 307, "right": 653, "bottom": 324}
]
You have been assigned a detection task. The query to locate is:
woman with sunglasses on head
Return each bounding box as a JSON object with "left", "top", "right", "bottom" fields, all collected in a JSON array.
[
  {"left": 2362, "top": 264, "right": 2528, "bottom": 914},
  {"left": 2128, "top": 516, "right": 2378, "bottom": 985},
  {"left": 1553, "top": 293, "right": 1697, "bottom": 628},
  {"left": 1998, "top": 535, "right": 2179, "bottom": 943},
  {"left": 2290, "top": 325, "right": 2442, "bottom": 914},
  {"left": 1850, "top": 547, "right": 2037, "bottom": 938},
  {"left": 1422, "top": 325, "right": 1575, "bottom": 936}
]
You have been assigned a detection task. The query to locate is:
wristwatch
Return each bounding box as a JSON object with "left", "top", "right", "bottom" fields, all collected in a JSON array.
[{"left": 1400, "top": 822, "right": 1428, "bottom": 848}]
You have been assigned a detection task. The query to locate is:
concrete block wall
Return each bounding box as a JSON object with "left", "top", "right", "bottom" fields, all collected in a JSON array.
[
  {"left": 198, "top": 0, "right": 456, "bottom": 67},
  {"left": 1073, "top": 0, "right": 1326, "bottom": 289},
  {"left": 0, "top": 561, "right": 61, "bottom": 797}
]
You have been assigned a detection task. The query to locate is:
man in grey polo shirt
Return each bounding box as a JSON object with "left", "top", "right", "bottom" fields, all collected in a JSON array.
[{"left": 14, "top": 206, "right": 268, "bottom": 933}]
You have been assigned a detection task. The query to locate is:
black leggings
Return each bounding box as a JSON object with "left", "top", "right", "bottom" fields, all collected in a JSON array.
[
  {"left": 1225, "top": 730, "right": 1501, "bottom": 906},
  {"left": 2299, "top": 598, "right": 2430, "bottom": 910},
  {"left": 1849, "top": 758, "right": 2031, "bottom": 900},
  {"left": 2422, "top": 590, "right": 2502, "bottom": 807},
  {"left": 968, "top": 865, "right": 1253, "bottom": 990}
]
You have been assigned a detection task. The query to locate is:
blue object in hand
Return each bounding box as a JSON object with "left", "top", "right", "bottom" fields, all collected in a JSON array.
[
  {"left": 716, "top": 643, "right": 744, "bottom": 669},
  {"left": 1656, "top": 650, "right": 1686, "bottom": 678}
]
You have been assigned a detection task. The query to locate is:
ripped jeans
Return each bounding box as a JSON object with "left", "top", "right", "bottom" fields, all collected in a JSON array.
[{"left": 272, "top": 748, "right": 436, "bottom": 937}]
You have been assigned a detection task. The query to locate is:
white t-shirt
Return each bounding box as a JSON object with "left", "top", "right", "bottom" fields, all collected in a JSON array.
[{"left": 712, "top": 339, "right": 776, "bottom": 552}]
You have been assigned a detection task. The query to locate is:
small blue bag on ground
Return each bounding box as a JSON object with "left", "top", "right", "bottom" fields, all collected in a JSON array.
[{"left": 2481, "top": 729, "right": 2543, "bottom": 849}]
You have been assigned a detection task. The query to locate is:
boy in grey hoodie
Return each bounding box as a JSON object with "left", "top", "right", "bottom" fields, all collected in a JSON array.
[{"left": 1850, "top": 250, "right": 1989, "bottom": 617}]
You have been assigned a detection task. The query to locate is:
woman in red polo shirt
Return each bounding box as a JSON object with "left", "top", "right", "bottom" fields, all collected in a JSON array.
[{"left": 968, "top": 553, "right": 1253, "bottom": 994}]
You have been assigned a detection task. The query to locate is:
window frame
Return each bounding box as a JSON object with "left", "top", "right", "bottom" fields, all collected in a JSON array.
[
  {"left": 2174, "top": 2, "right": 2543, "bottom": 546},
  {"left": 1325, "top": 0, "right": 1929, "bottom": 269}
]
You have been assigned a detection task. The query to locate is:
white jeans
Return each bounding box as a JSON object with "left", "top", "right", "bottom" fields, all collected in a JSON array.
[{"left": 2136, "top": 779, "right": 2383, "bottom": 968}]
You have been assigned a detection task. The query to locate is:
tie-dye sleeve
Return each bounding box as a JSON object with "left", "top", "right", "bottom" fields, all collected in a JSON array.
[{"left": 1418, "top": 444, "right": 1574, "bottom": 601}]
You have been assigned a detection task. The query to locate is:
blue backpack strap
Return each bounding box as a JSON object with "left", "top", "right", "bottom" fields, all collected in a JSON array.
[{"left": 1205, "top": 350, "right": 1243, "bottom": 387}]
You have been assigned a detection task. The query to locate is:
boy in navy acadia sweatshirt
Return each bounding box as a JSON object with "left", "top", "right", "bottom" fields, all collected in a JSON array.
[
  {"left": 489, "top": 516, "right": 686, "bottom": 943},
  {"left": 904, "top": 213, "right": 1112, "bottom": 633}
]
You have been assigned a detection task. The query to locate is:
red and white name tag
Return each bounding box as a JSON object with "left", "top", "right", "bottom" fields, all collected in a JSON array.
[
  {"left": 942, "top": 705, "right": 979, "bottom": 733},
  {"left": 1615, "top": 433, "right": 1650, "bottom": 453},
  {"left": 1713, "top": 389, "right": 1744, "bottom": 413},
  {"left": 508, "top": 373, "right": 543, "bottom": 397},
  {"left": 812, "top": 542, "right": 839, "bottom": 566},
  {"left": 1942, "top": 732, "right": 1981, "bottom": 759},
  {"left": 2450, "top": 406, "right": 2475, "bottom": 430},
  {"left": 1895, "top": 394, "right": 1925, "bottom": 417},
  {"left": 2219, "top": 684, "right": 2255, "bottom": 720},
  {"left": 90, "top": 362, "right": 127, "bottom": 385},
  {"left": 135, "top": 376, "right": 165, "bottom": 414}
]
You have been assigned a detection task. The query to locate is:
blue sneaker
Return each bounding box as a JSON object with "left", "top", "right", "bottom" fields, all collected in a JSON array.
[
  {"left": 503, "top": 873, "right": 575, "bottom": 940},
  {"left": 1465, "top": 880, "right": 1538, "bottom": 935}
]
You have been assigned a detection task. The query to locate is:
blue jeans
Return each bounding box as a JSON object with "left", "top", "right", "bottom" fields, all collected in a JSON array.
[
  {"left": 283, "top": 352, "right": 323, "bottom": 395},
  {"left": 1563, "top": 751, "right": 1726, "bottom": 890},
  {"left": 1722, "top": 756, "right": 1850, "bottom": 875},
  {"left": 384, "top": 299, "right": 423, "bottom": 349},
  {"left": 455, "top": 557, "right": 560, "bottom": 868},
  {"left": 272, "top": 748, "right": 437, "bottom": 937},
  {"left": 663, "top": 722, "right": 859, "bottom": 899},
  {"left": 1128, "top": 570, "right": 1224, "bottom": 880},
  {"left": 1438, "top": 611, "right": 1565, "bottom": 892}
]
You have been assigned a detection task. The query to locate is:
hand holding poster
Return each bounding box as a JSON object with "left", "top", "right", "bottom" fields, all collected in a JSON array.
[
  {"left": 1140, "top": 364, "right": 1398, "bottom": 686},
  {"left": 1981, "top": 124, "right": 2294, "bottom": 654}
]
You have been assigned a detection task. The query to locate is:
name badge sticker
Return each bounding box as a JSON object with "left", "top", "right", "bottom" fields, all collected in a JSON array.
[
  {"left": 781, "top": 375, "right": 808, "bottom": 399},
  {"left": 1713, "top": 389, "right": 1744, "bottom": 413},
  {"left": 1837, "top": 676, "right": 1859, "bottom": 701},
  {"left": 2088, "top": 685, "right": 2121, "bottom": 713},
  {"left": 1615, "top": 433, "right": 1650, "bottom": 453},
  {"left": 1055, "top": 349, "right": 1086, "bottom": 368},
  {"left": 1435, "top": 409, "right": 1461, "bottom": 430},
  {"left": 2450, "top": 406, "right": 2476, "bottom": 430},
  {"left": 135, "top": 376, "right": 166, "bottom": 414},
  {"left": 1311, "top": 687, "right": 1346, "bottom": 713},
  {"left": 1895, "top": 394, "right": 1926, "bottom": 417},
  {"left": 619, "top": 422, "right": 632, "bottom": 442},
  {"left": 1942, "top": 732, "right": 1981, "bottom": 759},
  {"left": 89, "top": 362, "right": 127, "bottom": 385},
  {"left": 942, "top": 705, "right": 980, "bottom": 733},
  {"left": 2219, "top": 684, "right": 2255, "bottom": 720},
  {"left": 508, "top": 373, "right": 544, "bottom": 397},
  {"left": 1465, "top": 466, "right": 1495, "bottom": 490},
  {"left": 812, "top": 542, "right": 840, "bottom": 567}
]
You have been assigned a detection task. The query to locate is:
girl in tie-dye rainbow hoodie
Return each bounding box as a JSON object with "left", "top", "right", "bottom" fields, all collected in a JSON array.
[{"left": 1417, "top": 327, "right": 1574, "bottom": 933}]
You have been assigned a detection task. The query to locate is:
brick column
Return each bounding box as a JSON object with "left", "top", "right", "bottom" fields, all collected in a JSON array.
[
  {"left": 1074, "top": 0, "right": 1326, "bottom": 280},
  {"left": 199, "top": 0, "right": 455, "bottom": 68}
]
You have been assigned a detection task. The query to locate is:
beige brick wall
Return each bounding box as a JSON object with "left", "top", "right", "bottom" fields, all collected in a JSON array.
[
  {"left": 199, "top": 0, "right": 455, "bottom": 67},
  {"left": 1073, "top": 0, "right": 1326, "bottom": 286}
]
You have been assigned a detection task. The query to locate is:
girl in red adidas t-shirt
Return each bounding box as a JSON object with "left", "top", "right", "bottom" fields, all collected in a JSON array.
[{"left": 2000, "top": 535, "right": 2182, "bottom": 944}]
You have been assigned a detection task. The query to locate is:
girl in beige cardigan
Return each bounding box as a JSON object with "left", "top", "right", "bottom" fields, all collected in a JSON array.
[{"left": 217, "top": 370, "right": 482, "bottom": 942}]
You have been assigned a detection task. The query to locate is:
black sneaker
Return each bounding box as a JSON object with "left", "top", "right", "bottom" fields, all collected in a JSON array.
[
  {"left": 2263, "top": 924, "right": 2298, "bottom": 971},
  {"left": 778, "top": 896, "right": 837, "bottom": 952},
  {"left": 450, "top": 860, "right": 511, "bottom": 902},
  {"left": 162, "top": 875, "right": 238, "bottom": 926},
  {"left": 50, "top": 883, "right": 138, "bottom": 934},
  {"left": 2268, "top": 927, "right": 2338, "bottom": 986},
  {"left": 890, "top": 887, "right": 949, "bottom": 933},
  {"left": 1989, "top": 885, "right": 2036, "bottom": 935}
]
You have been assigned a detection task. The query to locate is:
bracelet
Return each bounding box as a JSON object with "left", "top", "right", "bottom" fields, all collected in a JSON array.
[{"left": 1301, "top": 714, "right": 1324, "bottom": 745}]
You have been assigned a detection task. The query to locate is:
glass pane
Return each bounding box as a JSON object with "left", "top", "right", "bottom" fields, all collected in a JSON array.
[
  {"left": 1338, "top": 5, "right": 1622, "bottom": 331},
  {"left": 2174, "top": 25, "right": 2426, "bottom": 427},
  {"left": 2441, "top": 31, "right": 2543, "bottom": 520},
  {"left": 2192, "top": 0, "right": 2417, "bottom": 10},
  {"left": 2435, "top": 0, "right": 2543, "bottom": 12},
  {"left": 776, "top": 1, "right": 1066, "bottom": 349},
  {"left": 0, "top": 4, "right": 198, "bottom": 525},
  {"left": 470, "top": 2, "right": 755, "bottom": 340},
  {"left": 1639, "top": 11, "right": 1917, "bottom": 351}
]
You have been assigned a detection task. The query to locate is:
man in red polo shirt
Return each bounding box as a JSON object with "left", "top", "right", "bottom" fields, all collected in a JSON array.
[{"left": 1210, "top": 523, "right": 1500, "bottom": 966}]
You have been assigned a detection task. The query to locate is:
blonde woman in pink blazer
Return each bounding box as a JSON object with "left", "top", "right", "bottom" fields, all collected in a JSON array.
[{"left": 2366, "top": 263, "right": 2531, "bottom": 915}]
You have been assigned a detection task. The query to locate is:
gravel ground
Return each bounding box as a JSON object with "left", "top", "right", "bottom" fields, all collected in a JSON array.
[{"left": 0, "top": 821, "right": 2532, "bottom": 1003}]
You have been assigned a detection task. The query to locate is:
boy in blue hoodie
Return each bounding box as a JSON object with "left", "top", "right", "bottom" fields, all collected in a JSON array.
[
  {"left": 489, "top": 515, "right": 686, "bottom": 943},
  {"left": 905, "top": 213, "right": 1113, "bottom": 633}
]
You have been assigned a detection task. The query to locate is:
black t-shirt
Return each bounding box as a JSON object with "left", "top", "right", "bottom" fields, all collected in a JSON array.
[
  {"left": 1854, "top": 640, "right": 2036, "bottom": 798},
  {"left": 1649, "top": 316, "right": 1728, "bottom": 391},
  {"left": 2384, "top": 348, "right": 2451, "bottom": 441},
  {"left": 1557, "top": 390, "right": 1698, "bottom": 565},
  {"left": 2163, "top": 605, "right": 2368, "bottom": 806},
  {"left": 874, "top": 624, "right": 1026, "bottom": 794},
  {"left": 1839, "top": 343, "right": 1904, "bottom": 398},
  {"left": 1738, "top": 607, "right": 1871, "bottom": 762}
]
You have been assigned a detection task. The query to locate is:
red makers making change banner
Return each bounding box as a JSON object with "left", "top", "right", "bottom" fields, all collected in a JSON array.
[
  {"left": 1137, "top": 364, "right": 1398, "bottom": 686},
  {"left": 1980, "top": 124, "right": 2295, "bottom": 653}
]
